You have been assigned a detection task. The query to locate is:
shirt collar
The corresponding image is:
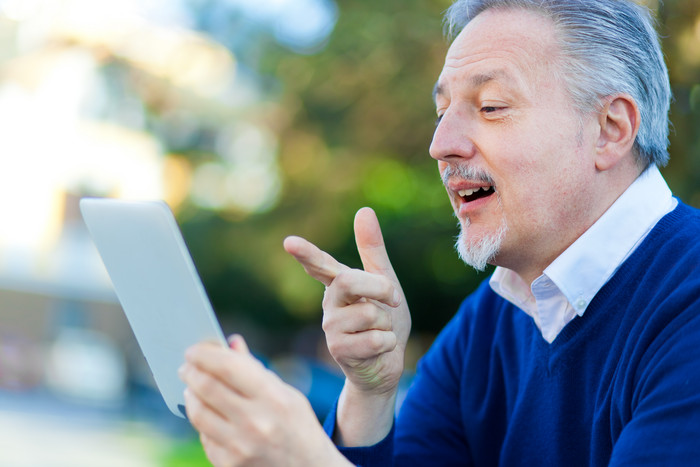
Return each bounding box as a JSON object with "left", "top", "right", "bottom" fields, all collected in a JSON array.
[{"left": 490, "top": 165, "right": 675, "bottom": 317}]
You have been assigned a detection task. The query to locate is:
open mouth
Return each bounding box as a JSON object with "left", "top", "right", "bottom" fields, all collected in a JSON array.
[{"left": 458, "top": 186, "right": 495, "bottom": 203}]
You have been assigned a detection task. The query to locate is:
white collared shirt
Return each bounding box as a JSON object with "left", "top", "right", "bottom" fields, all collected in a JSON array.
[{"left": 489, "top": 166, "right": 677, "bottom": 343}]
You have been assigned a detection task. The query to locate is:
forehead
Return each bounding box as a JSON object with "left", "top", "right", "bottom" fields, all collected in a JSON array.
[{"left": 435, "top": 8, "right": 560, "bottom": 100}]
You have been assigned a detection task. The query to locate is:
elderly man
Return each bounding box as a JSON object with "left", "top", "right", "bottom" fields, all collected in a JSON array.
[{"left": 179, "top": 0, "right": 700, "bottom": 465}]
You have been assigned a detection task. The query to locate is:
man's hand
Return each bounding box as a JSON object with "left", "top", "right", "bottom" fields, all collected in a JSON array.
[
  {"left": 179, "top": 336, "right": 351, "bottom": 467},
  {"left": 284, "top": 207, "right": 412, "bottom": 446}
]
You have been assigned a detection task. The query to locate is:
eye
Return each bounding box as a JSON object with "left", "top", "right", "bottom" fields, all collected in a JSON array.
[
  {"left": 435, "top": 114, "right": 444, "bottom": 127},
  {"left": 481, "top": 106, "right": 503, "bottom": 113}
]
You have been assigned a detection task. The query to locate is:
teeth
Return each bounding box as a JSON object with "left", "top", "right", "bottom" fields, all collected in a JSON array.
[{"left": 458, "top": 186, "right": 491, "bottom": 197}]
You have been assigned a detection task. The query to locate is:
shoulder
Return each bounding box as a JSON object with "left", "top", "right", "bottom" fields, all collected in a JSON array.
[
  {"left": 654, "top": 200, "right": 700, "bottom": 245},
  {"left": 611, "top": 201, "right": 700, "bottom": 391},
  {"left": 630, "top": 200, "right": 700, "bottom": 278},
  {"left": 613, "top": 200, "right": 700, "bottom": 332}
]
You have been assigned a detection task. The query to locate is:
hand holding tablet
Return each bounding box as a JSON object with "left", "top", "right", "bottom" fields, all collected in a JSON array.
[{"left": 82, "top": 198, "right": 360, "bottom": 466}]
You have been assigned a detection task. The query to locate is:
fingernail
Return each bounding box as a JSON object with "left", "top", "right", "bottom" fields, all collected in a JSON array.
[
  {"left": 392, "top": 289, "right": 401, "bottom": 306},
  {"left": 228, "top": 334, "right": 240, "bottom": 349},
  {"left": 229, "top": 334, "right": 251, "bottom": 354}
]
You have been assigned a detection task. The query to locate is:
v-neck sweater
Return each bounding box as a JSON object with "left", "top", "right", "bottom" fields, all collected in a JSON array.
[{"left": 330, "top": 200, "right": 700, "bottom": 466}]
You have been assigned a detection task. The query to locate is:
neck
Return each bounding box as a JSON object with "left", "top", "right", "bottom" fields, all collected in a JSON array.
[{"left": 505, "top": 163, "right": 645, "bottom": 286}]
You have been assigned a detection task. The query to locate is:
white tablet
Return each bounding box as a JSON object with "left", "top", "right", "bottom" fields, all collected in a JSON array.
[{"left": 80, "top": 198, "right": 227, "bottom": 418}]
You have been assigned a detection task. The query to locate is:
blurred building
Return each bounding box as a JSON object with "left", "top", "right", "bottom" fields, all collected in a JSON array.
[
  {"left": 0, "top": 0, "right": 338, "bottom": 418},
  {"left": 0, "top": 0, "right": 216, "bottom": 414},
  {"left": 0, "top": 0, "right": 341, "bottom": 464}
]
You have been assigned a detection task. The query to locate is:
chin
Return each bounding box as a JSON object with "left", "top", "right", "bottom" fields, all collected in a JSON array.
[{"left": 455, "top": 221, "right": 507, "bottom": 272}]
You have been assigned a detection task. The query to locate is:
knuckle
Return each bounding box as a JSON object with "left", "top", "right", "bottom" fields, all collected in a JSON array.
[
  {"left": 376, "top": 274, "right": 393, "bottom": 292},
  {"left": 378, "top": 308, "right": 392, "bottom": 329},
  {"left": 326, "top": 339, "right": 340, "bottom": 356},
  {"left": 191, "top": 371, "right": 216, "bottom": 395},
  {"left": 367, "top": 330, "right": 392, "bottom": 354},
  {"left": 366, "top": 331, "right": 383, "bottom": 353},
  {"left": 333, "top": 270, "right": 354, "bottom": 290},
  {"left": 379, "top": 308, "right": 393, "bottom": 330},
  {"left": 333, "top": 269, "right": 364, "bottom": 296},
  {"left": 254, "top": 417, "right": 276, "bottom": 441},
  {"left": 187, "top": 404, "right": 206, "bottom": 430},
  {"left": 321, "top": 312, "right": 335, "bottom": 333},
  {"left": 357, "top": 304, "right": 391, "bottom": 332},
  {"left": 258, "top": 370, "right": 280, "bottom": 397},
  {"left": 326, "top": 339, "right": 347, "bottom": 359},
  {"left": 234, "top": 440, "right": 255, "bottom": 462},
  {"left": 357, "top": 302, "right": 379, "bottom": 325},
  {"left": 244, "top": 410, "right": 278, "bottom": 447},
  {"left": 277, "top": 385, "right": 301, "bottom": 410}
]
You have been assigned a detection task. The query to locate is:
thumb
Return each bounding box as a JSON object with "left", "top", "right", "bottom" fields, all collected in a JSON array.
[{"left": 354, "top": 207, "right": 397, "bottom": 280}]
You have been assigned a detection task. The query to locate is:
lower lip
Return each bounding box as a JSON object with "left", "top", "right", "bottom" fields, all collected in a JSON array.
[{"left": 457, "top": 192, "right": 496, "bottom": 216}]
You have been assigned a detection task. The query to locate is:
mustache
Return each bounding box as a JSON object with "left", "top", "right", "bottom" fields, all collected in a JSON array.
[{"left": 441, "top": 164, "right": 495, "bottom": 188}]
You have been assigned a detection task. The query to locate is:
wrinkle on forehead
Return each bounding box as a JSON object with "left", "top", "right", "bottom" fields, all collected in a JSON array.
[
  {"left": 434, "top": 67, "right": 520, "bottom": 101},
  {"left": 434, "top": 8, "right": 562, "bottom": 100},
  {"left": 451, "top": 7, "right": 559, "bottom": 57}
]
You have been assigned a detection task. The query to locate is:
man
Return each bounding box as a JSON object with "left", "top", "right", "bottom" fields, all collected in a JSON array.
[{"left": 179, "top": 0, "right": 700, "bottom": 465}]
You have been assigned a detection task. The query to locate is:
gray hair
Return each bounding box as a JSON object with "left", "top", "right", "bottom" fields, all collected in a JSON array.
[{"left": 444, "top": 0, "right": 672, "bottom": 168}]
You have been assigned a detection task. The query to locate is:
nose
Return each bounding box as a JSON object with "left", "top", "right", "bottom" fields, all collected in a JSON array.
[{"left": 429, "top": 109, "right": 477, "bottom": 163}]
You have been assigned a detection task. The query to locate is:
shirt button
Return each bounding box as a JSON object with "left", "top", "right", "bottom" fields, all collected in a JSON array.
[{"left": 575, "top": 298, "right": 587, "bottom": 310}]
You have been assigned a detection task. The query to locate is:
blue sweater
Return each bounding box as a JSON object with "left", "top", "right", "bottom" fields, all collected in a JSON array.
[{"left": 329, "top": 201, "right": 700, "bottom": 466}]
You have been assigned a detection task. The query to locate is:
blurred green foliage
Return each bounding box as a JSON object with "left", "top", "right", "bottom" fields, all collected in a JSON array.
[
  {"left": 663, "top": 1, "right": 700, "bottom": 206},
  {"left": 161, "top": 437, "right": 211, "bottom": 467},
  {"left": 173, "top": 0, "right": 700, "bottom": 358}
]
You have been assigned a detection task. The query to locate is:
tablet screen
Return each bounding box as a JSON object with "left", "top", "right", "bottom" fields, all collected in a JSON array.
[{"left": 80, "top": 198, "right": 226, "bottom": 418}]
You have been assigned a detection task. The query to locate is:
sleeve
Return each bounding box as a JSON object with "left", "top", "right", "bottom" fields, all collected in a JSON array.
[
  {"left": 322, "top": 397, "right": 395, "bottom": 467},
  {"left": 609, "top": 297, "right": 700, "bottom": 466},
  {"left": 393, "top": 303, "right": 474, "bottom": 466}
]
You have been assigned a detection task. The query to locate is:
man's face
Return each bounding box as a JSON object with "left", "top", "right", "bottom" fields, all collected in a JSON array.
[{"left": 431, "top": 8, "right": 600, "bottom": 280}]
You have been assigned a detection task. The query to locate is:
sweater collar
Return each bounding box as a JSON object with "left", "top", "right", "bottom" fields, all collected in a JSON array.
[{"left": 490, "top": 166, "right": 676, "bottom": 339}]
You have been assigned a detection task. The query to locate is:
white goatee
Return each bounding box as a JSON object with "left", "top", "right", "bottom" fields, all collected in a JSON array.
[
  {"left": 441, "top": 164, "right": 507, "bottom": 271},
  {"left": 455, "top": 217, "right": 507, "bottom": 271}
]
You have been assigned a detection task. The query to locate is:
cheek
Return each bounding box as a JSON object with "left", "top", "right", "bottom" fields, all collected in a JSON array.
[
  {"left": 491, "top": 108, "right": 593, "bottom": 226},
  {"left": 505, "top": 115, "right": 588, "bottom": 187},
  {"left": 496, "top": 149, "right": 573, "bottom": 229},
  {"left": 505, "top": 159, "right": 589, "bottom": 236}
]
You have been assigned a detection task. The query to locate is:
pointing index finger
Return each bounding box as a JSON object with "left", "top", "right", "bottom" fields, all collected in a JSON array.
[{"left": 283, "top": 236, "right": 348, "bottom": 286}]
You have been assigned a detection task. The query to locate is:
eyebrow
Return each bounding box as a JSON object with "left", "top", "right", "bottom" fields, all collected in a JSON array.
[
  {"left": 432, "top": 70, "right": 512, "bottom": 102},
  {"left": 432, "top": 82, "right": 443, "bottom": 101}
]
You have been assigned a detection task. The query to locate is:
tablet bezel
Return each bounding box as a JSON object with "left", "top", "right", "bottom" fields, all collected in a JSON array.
[{"left": 80, "top": 198, "right": 226, "bottom": 418}]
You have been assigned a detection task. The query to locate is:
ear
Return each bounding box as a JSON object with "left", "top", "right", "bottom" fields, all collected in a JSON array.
[{"left": 595, "top": 94, "right": 640, "bottom": 172}]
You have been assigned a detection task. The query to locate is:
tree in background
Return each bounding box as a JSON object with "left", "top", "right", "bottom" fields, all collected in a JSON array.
[
  {"left": 179, "top": 0, "right": 700, "bottom": 363},
  {"left": 0, "top": 0, "right": 696, "bottom": 364}
]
